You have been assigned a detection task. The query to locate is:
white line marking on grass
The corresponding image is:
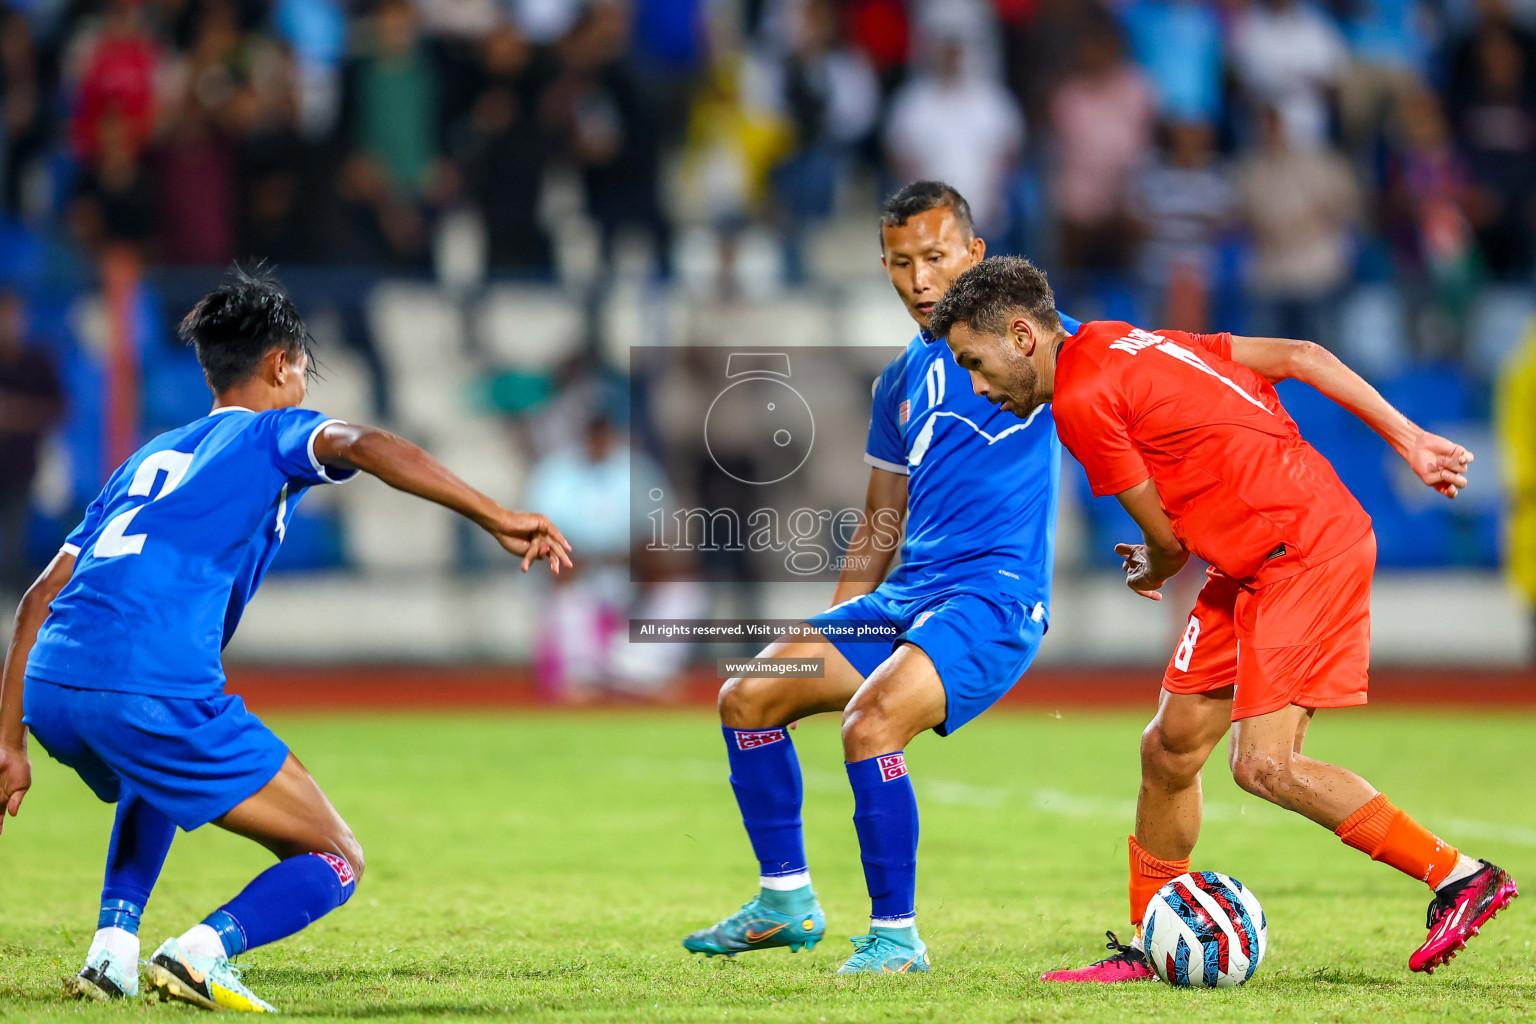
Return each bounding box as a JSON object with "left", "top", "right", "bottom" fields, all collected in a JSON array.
[{"left": 1439, "top": 819, "right": 1536, "bottom": 848}]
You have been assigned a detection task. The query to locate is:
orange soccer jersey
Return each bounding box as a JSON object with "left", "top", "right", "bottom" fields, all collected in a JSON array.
[
  {"left": 1053, "top": 322, "right": 1377, "bottom": 720},
  {"left": 1052, "top": 322, "right": 1372, "bottom": 587}
]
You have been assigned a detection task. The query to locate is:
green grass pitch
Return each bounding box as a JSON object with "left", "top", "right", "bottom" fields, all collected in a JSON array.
[{"left": 2, "top": 707, "right": 1533, "bottom": 1022}]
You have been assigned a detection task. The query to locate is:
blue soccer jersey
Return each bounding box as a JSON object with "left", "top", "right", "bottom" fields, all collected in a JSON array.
[
  {"left": 863, "top": 315, "right": 1081, "bottom": 620},
  {"left": 27, "top": 406, "right": 354, "bottom": 698}
]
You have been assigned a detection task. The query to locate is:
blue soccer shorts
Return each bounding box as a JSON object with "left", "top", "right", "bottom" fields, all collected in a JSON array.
[
  {"left": 804, "top": 585, "right": 1047, "bottom": 735},
  {"left": 23, "top": 678, "right": 290, "bottom": 830}
]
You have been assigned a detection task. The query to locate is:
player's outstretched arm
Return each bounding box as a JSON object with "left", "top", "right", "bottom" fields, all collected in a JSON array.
[
  {"left": 1112, "top": 479, "right": 1189, "bottom": 602},
  {"left": 827, "top": 467, "right": 907, "bottom": 607},
  {"left": 0, "top": 550, "right": 74, "bottom": 831},
  {"left": 312, "top": 423, "right": 574, "bottom": 573},
  {"left": 1228, "top": 336, "right": 1473, "bottom": 499}
]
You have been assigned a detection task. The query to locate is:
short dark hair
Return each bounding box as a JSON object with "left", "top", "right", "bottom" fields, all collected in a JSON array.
[
  {"left": 179, "top": 266, "right": 311, "bottom": 392},
  {"left": 879, "top": 180, "right": 975, "bottom": 246},
  {"left": 927, "top": 256, "right": 1062, "bottom": 340}
]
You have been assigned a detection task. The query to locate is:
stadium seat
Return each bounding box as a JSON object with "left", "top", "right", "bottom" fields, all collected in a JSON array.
[
  {"left": 1466, "top": 286, "right": 1536, "bottom": 379},
  {"left": 336, "top": 479, "right": 458, "bottom": 573},
  {"left": 307, "top": 346, "right": 379, "bottom": 427},
  {"left": 599, "top": 281, "right": 684, "bottom": 367},
  {"left": 476, "top": 285, "right": 584, "bottom": 369},
  {"left": 1336, "top": 285, "right": 1410, "bottom": 380},
  {"left": 680, "top": 296, "right": 835, "bottom": 348},
  {"left": 432, "top": 424, "right": 527, "bottom": 508},
  {"left": 368, "top": 283, "right": 481, "bottom": 435},
  {"left": 840, "top": 280, "right": 923, "bottom": 349},
  {"left": 368, "top": 283, "right": 466, "bottom": 371}
]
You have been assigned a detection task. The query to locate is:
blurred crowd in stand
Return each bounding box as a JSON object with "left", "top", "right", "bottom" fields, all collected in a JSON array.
[
  {"left": 4, "top": 0, "right": 1536, "bottom": 681},
  {"left": 0, "top": 0, "right": 1528, "bottom": 302}
]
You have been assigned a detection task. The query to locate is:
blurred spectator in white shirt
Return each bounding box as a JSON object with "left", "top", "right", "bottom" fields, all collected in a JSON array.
[
  {"left": 1231, "top": 0, "right": 1350, "bottom": 149},
  {"left": 885, "top": 35, "right": 1024, "bottom": 234}
]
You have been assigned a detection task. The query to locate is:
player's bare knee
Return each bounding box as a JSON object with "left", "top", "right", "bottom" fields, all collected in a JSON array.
[
  {"left": 308, "top": 823, "right": 364, "bottom": 882},
  {"left": 1228, "top": 750, "right": 1284, "bottom": 801},
  {"left": 718, "top": 675, "right": 782, "bottom": 728},
  {"left": 1141, "top": 722, "right": 1196, "bottom": 784},
  {"left": 339, "top": 834, "right": 365, "bottom": 882},
  {"left": 841, "top": 697, "right": 900, "bottom": 758}
]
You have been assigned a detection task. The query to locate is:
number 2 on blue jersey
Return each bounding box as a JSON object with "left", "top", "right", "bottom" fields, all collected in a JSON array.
[{"left": 94, "top": 450, "right": 195, "bottom": 558}]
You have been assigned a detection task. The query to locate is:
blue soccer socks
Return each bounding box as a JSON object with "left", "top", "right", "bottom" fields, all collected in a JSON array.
[
  {"left": 89, "top": 791, "right": 177, "bottom": 967},
  {"left": 847, "top": 752, "right": 919, "bottom": 924},
  {"left": 100, "top": 791, "right": 176, "bottom": 930},
  {"left": 723, "top": 726, "right": 809, "bottom": 882},
  {"left": 194, "top": 851, "right": 358, "bottom": 957}
]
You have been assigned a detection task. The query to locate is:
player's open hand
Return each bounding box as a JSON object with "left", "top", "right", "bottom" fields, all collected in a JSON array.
[
  {"left": 489, "top": 511, "right": 575, "bottom": 574},
  {"left": 1115, "top": 542, "right": 1169, "bottom": 601},
  {"left": 0, "top": 745, "right": 31, "bottom": 834},
  {"left": 1406, "top": 431, "right": 1473, "bottom": 499}
]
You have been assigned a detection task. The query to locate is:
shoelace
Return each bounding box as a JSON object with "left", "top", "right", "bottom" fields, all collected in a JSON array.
[
  {"left": 1093, "top": 930, "right": 1141, "bottom": 966},
  {"left": 845, "top": 935, "right": 887, "bottom": 964},
  {"left": 222, "top": 960, "right": 248, "bottom": 988},
  {"left": 1425, "top": 886, "right": 1466, "bottom": 930}
]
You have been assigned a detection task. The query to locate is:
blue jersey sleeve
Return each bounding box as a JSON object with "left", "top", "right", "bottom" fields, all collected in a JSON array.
[
  {"left": 1057, "top": 310, "right": 1082, "bottom": 335},
  {"left": 863, "top": 355, "right": 907, "bottom": 475},
  {"left": 60, "top": 488, "right": 110, "bottom": 556},
  {"left": 265, "top": 408, "right": 358, "bottom": 486}
]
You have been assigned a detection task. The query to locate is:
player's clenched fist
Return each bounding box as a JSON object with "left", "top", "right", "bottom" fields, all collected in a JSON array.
[{"left": 1406, "top": 430, "right": 1474, "bottom": 499}]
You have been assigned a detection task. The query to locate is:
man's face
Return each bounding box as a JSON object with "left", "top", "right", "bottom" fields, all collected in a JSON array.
[
  {"left": 881, "top": 207, "right": 985, "bottom": 331},
  {"left": 946, "top": 321, "right": 1040, "bottom": 418}
]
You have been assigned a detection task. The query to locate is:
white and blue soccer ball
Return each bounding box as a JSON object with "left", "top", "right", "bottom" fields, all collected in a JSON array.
[{"left": 1143, "top": 871, "right": 1267, "bottom": 988}]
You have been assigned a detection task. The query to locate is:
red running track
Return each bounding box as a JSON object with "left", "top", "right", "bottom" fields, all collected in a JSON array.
[{"left": 225, "top": 665, "right": 1536, "bottom": 712}]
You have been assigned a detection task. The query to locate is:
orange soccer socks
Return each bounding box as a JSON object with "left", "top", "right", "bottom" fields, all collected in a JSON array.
[
  {"left": 1335, "top": 794, "right": 1461, "bottom": 888},
  {"left": 1129, "top": 835, "right": 1190, "bottom": 926}
]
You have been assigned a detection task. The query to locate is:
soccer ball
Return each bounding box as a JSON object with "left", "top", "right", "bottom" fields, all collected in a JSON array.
[{"left": 1143, "top": 871, "right": 1267, "bottom": 987}]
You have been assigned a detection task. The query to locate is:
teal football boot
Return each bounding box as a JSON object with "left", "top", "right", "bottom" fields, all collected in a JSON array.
[
  {"left": 68, "top": 947, "right": 140, "bottom": 1000},
  {"left": 145, "top": 937, "right": 278, "bottom": 1013},
  {"left": 683, "top": 894, "right": 826, "bottom": 957},
  {"left": 836, "top": 932, "right": 931, "bottom": 974}
]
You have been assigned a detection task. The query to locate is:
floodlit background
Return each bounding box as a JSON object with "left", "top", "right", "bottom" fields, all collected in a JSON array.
[{"left": 2, "top": 0, "right": 1535, "bottom": 694}]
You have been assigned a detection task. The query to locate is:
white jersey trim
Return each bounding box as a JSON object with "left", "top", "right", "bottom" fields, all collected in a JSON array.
[
  {"left": 863, "top": 453, "right": 909, "bottom": 475},
  {"left": 307, "top": 418, "right": 357, "bottom": 485},
  {"left": 60, "top": 543, "right": 81, "bottom": 557}
]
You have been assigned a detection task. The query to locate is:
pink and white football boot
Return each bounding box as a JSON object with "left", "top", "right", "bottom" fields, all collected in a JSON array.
[
  {"left": 1041, "top": 931, "right": 1157, "bottom": 983},
  {"left": 1410, "top": 860, "right": 1518, "bottom": 973}
]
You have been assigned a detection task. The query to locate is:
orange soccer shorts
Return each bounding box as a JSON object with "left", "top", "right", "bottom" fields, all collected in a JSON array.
[{"left": 1161, "top": 532, "right": 1376, "bottom": 721}]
